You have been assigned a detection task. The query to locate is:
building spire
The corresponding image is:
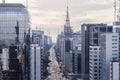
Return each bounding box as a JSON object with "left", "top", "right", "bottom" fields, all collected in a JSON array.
[
  {"left": 66, "top": 6, "right": 70, "bottom": 22},
  {"left": 65, "top": 5, "right": 70, "bottom": 26},
  {"left": 66, "top": 0, "right": 70, "bottom": 24},
  {"left": 118, "top": 0, "right": 120, "bottom": 21},
  {"left": 64, "top": 0, "right": 73, "bottom": 37}
]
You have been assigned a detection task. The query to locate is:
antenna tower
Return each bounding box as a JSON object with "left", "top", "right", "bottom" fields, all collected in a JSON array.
[{"left": 114, "top": 0, "right": 120, "bottom": 21}]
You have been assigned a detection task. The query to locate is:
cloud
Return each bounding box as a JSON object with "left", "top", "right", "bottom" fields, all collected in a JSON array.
[{"left": 2, "top": 0, "right": 114, "bottom": 42}]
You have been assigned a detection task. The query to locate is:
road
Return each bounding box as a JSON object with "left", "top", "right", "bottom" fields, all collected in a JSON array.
[{"left": 47, "top": 46, "right": 67, "bottom": 80}]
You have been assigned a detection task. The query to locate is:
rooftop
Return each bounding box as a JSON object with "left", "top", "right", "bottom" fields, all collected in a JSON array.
[{"left": 0, "top": 3, "right": 25, "bottom": 8}]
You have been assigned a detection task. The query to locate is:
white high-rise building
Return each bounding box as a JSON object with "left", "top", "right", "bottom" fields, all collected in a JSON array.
[
  {"left": 1, "top": 48, "right": 9, "bottom": 70},
  {"left": 30, "top": 44, "right": 42, "bottom": 80},
  {"left": 89, "top": 46, "right": 100, "bottom": 80},
  {"left": 110, "top": 60, "right": 120, "bottom": 80},
  {"left": 100, "top": 33, "right": 119, "bottom": 80}
]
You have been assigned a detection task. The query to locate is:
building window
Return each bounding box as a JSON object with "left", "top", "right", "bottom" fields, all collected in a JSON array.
[
  {"left": 94, "top": 70, "right": 97, "bottom": 72},
  {"left": 94, "top": 63, "right": 97, "bottom": 65},
  {"left": 112, "top": 46, "right": 117, "bottom": 48},
  {"left": 94, "top": 74, "right": 97, "bottom": 76},
  {"left": 94, "top": 66, "right": 97, "bottom": 68},
  {"left": 90, "top": 48, "right": 92, "bottom": 50},
  {"left": 107, "top": 27, "right": 112, "bottom": 32},
  {"left": 112, "top": 36, "right": 117, "bottom": 38},
  {"left": 112, "top": 39, "right": 117, "bottom": 41},
  {"left": 94, "top": 55, "right": 97, "bottom": 57},
  {"left": 94, "top": 59, "right": 97, "bottom": 61},
  {"left": 93, "top": 33, "right": 98, "bottom": 38},
  {"left": 94, "top": 39, "right": 98, "bottom": 44},
  {"left": 112, "top": 50, "right": 117, "bottom": 52},
  {"left": 94, "top": 48, "right": 97, "bottom": 50},
  {"left": 100, "top": 27, "right": 106, "bottom": 32},
  {"left": 112, "top": 43, "right": 117, "bottom": 45},
  {"left": 94, "top": 77, "right": 97, "bottom": 79},
  {"left": 94, "top": 52, "right": 97, "bottom": 54}
]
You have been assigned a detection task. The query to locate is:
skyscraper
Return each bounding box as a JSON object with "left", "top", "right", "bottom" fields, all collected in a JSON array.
[
  {"left": 100, "top": 33, "right": 119, "bottom": 80},
  {"left": 30, "top": 44, "right": 42, "bottom": 80},
  {"left": 110, "top": 60, "right": 120, "bottom": 80},
  {"left": 0, "top": 3, "right": 30, "bottom": 80},
  {"left": 32, "top": 30, "right": 44, "bottom": 47},
  {"left": 89, "top": 46, "right": 100, "bottom": 80},
  {"left": 0, "top": 3, "right": 30, "bottom": 46},
  {"left": 56, "top": 6, "right": 73, "bottom": 78},
  {"left": 64, "top": 6, "right": 73, "bottom": 37},
  {"left": 81, "top": 24, "right": 113, "bottom": 80},
  {"left": 72, "top": 31, "right": 82, "bottom": 79}
]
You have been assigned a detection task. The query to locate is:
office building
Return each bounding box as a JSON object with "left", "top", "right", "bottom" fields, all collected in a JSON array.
[
  {"left": 56, "top": 6, "right": 73, "bottom": 75},
  {"left": 0, "top": 3, "right": 30, "bottom": 80},
  {"left": 113, "top": 21, "right": 120, "bottom": 33},
  {"left": 64, "top": 6, "right": 73, "bottom": 37},
  {"left": 1, "top": 48, "right": 9, "bottom": 70},
  {"left": 110, "top": 60, "right": 120, "bottom": 80},
  {"left": 0, "top": 46, "right": 21, "bottom": 80},
  {"left": 30, "top": 44, "right": 42, "bottom": 80},
  {"left": 0, "top": 3, "right": 30, "bottom": 46},
  {"left": 32, "top": 30, "right": 44, "bottom": 47},
  {"left": 113, "top": 21, "right": 120, "bottom": 58},
  {"left": 89, "top": 46, "right": 100, "bottom": 80},
  {"left": 81, "top": 24, "right": 112, "bottom": 80},
  {"left": 44, "top": 35, "right": 52, "bottom": 59},
  {"left": 31, "top": 29, "right": 52, "bottom": 79},
  {"left": 56, "top": 32, "right": 65, "bottom": 61},
  {"left": 72, "top": 31, "right": 82, "bottom": 79},
  {"left": 100, "top": 33, "right": 119, "bottom": 80}
]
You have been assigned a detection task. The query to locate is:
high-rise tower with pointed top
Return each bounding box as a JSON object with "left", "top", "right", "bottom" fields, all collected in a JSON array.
[{"left": 64, "top": 6, "right": 73, "bottom": 37}]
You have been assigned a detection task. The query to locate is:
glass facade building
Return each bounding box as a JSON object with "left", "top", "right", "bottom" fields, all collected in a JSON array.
[{"left": 0, "top": 3, "right": 30, "bottom": 46}]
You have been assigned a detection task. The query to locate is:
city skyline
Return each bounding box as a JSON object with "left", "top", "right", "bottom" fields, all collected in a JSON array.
[
  {"left": 0, "top": 0, "right": 114, "bottom": 42},
  {"left": 0, "top": 1, "right": 120, "bottom": 80}
]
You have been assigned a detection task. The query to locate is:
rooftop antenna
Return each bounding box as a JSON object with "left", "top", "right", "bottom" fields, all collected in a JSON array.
[
  {"left": 115, "top": 0, "right": 120, "bottom": 21},
  {"left": 66, "top": 0, "right": 70, "bottom": 23},
  {"left": 58, "top": 28, "right": 60, "bottom": 34},
  {"left": 2, "top": 0, "right": 5, "bottom": 3},
  {"left": 117, "top": 0, "right": 120, "bottom": 21},
  {"left": 114, "top": 0, "right": 116, "bottom": 21}
]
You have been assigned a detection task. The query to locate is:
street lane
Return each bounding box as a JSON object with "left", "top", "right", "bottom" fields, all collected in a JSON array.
[{"left": 47, "top": 46, "right": 67, "bottom": 80}]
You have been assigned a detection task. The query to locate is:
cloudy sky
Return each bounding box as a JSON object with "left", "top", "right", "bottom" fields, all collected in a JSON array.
[{"left": 1, "top": 0, "right": 114, "bottom": 42}]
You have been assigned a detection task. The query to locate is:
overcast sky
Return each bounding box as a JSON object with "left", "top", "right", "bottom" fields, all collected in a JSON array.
[{"left": 1, "top": 0, "right": 114, "bottom": 42}]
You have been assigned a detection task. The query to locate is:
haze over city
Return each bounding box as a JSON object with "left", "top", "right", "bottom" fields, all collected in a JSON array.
[
  {"left": 0, "top": 0, "right": 114, "bottom": 42},
  {"left": 0, "top": 0, "right": 120, "bottom": 80}
]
